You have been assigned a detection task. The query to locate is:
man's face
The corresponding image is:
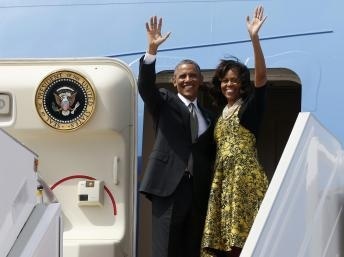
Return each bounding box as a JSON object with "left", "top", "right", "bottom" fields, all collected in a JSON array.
[{"left": 172, "top": 63, "right": 203, "bottom": 101}]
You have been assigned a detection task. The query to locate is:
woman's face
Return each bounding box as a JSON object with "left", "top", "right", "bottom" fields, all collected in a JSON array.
[{"left": 220, "top": 69, "right": 241, "bottom": 106}]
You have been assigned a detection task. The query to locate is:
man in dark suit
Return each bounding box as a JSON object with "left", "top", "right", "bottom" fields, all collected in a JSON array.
[{"left": 138, "top": 16, "right": 215, "bottom": 257}]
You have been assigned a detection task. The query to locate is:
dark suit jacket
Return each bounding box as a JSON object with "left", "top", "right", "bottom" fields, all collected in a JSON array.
[{"left": 138, "top": 56, "right": 215, "bottom": 212}]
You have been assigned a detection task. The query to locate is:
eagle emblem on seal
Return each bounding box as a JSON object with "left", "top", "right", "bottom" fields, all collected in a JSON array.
[{"left": 52, "top": 87, "right": 80, "bottom": 116}]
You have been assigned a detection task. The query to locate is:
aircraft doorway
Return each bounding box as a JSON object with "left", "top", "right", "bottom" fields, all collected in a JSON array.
[{"left": 138, "top": 68, "right": 301, "bottom": 257}]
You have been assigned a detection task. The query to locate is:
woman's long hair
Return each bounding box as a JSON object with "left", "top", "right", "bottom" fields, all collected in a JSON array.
[{"left": 209, "top": 57, "right": 252, "bottom": 113}]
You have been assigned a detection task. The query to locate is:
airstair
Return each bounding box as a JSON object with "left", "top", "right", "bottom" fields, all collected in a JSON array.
[
  {"left": 242, "top": 112, "right": 344, "bottom": 257},
  {"left": 0, "top": 129, "right": 62, "bottom": 257}
]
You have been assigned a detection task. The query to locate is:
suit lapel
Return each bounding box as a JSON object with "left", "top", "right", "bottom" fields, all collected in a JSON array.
[
  {"left": 172, "top": 93, "right": 191, "bottom": 131},
  {"left": 171, "top": 93, "right": 213, "bottom": 138},
  {"left": 198, "top": 104, "right": 212, "bottom": 128}
]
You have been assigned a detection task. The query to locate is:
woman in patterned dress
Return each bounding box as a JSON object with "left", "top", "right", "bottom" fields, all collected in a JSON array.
[{"left": 201, "top": 6, "right": 269, "bottom": 257}]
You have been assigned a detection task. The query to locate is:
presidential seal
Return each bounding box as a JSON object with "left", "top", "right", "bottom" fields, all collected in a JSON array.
[{"left": 35, "top": 70, "right": 96, "bottom": 131}]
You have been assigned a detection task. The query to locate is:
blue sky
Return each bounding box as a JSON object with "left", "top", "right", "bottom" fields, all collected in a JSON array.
[{"left": 1, "top": 0, "right": 344, "bottom": 145}]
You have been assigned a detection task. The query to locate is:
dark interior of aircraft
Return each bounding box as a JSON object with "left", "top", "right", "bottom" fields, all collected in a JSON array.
[{"left": 138, "top": 68, "right": 301, "bottom": 257}]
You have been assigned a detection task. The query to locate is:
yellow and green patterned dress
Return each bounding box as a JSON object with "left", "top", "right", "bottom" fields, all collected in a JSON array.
[{"left": 201, "top": 106, "right": 268, "bottom": 256}]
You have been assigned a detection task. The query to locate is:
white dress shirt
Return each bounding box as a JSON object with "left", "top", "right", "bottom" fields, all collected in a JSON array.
[{"left": 177, "top": 93, "right": 207, "bottom": 137}]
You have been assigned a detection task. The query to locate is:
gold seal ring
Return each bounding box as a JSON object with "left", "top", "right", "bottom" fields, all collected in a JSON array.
[{"left": 35, "top": 70, "right": 96, "bottom": 131}]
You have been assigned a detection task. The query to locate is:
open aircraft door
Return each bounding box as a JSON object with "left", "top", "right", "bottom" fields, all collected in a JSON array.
[{"left": 0, "top": 58, "right": 137, "bottom": 257}]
